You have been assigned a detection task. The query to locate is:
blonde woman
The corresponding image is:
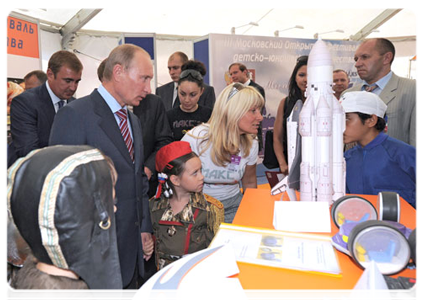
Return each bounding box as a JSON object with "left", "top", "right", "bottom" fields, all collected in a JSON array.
[{"left": 182, "top": 83, "right": 264, "bottom": 223}]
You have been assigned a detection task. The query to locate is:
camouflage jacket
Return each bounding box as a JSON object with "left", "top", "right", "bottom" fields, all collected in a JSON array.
[{"left": 149, "top": 192, "right": 224, "bottom": 269}]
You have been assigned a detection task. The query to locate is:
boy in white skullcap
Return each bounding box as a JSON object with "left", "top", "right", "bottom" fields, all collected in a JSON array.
[{"left": 341, "top": 91, "right": 416, "bottom": 208}]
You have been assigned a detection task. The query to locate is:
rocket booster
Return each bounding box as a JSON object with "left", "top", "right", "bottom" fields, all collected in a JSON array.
[{"left": 299, "top": 38, "right": 346, "bottom": 204}]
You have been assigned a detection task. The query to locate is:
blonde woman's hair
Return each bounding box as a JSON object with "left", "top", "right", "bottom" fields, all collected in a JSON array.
[{"left": 194, "top": 83, "right": 264, "bottom": 166}]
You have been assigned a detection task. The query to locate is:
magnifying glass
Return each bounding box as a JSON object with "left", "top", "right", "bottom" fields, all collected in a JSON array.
[
  {"left": 347, "top": 220, "right": 411, "bottom": 275},
  {"left": 331, "top": 195, "right": 378, "bottom": 228}
]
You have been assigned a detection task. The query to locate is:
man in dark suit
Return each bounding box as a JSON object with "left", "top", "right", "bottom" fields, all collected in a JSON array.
[
  {"left": 132, "top": 93, "right": 173, "bottom": 283},
  {"left": 99, "top": 59, "right": 173, "bottom": 199},
  {"left": 49, "top": 44, "right": 154, "bottom": 289},
  {"left": 8, "top": 50, "right": 83, "bottom": 167},
  {"left": 228, "top": 62, "right": 266, "bottom": 150},
  {"left": 333, "top": 69, "right": 350, "bottom": 100},
  {"left": 132, "top": 93, "right": 173, "bottom": 198},
  {"left": 156, "top": 51, "right": 188, "bottom": 111},
  {"left": 156, "top": 52, "right": 215, "bottom": 111},
  {"left": 228, "top": 62, "right": 265, "bottom": 99}
]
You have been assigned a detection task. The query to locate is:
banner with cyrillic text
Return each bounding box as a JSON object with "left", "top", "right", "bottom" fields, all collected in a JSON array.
[
  {"left": 207, "top": 34, "right": 360, "bottom": 150},
  {"left": 7, "top": 15, "right": 42, "bottom": 79},
  {"left": 7, "top": 16, "right": 39, "bottom": 58}
]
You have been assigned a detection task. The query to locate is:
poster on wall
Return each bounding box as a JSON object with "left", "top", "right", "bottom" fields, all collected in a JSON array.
[
  {"left": 7, "top": 15, "right": 42, "bottom": 79},
  {"left": 204, "top": 34, "right": 360, "bottom": 150},
  {"left": 7, "top": 14, "right": 42, "bottom": 140},
  {"left": 119, "top": 34, "right": 158, "bottom": 91}
]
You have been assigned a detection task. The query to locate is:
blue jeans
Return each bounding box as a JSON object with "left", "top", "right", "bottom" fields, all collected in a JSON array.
[{"left": 221, "top": 192, "right": 243, "bottom": 223}]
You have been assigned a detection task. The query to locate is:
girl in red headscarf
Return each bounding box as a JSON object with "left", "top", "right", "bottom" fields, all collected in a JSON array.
[{"left": 149, "top": 141, "right": 224, "bottom": 270}]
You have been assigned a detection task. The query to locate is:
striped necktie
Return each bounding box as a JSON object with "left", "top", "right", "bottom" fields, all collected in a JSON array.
[
  {"left": 116, "top": 108, "right": 134, "bottom": 162},
  {"left": 365, "top": 84, "right": 377, "bottom": 92},
  {"left": 57, "top": 100, "right": 65, "bottom": 110}
]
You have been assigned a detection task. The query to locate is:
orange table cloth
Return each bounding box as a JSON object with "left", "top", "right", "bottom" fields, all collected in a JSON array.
[{"left": 232, "top": 188, "right": 416, "bottom": 289}]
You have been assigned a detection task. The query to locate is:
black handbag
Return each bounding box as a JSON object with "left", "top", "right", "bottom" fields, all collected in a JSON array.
[{"left": 262, "top": 130, "right": 279, "bottom": 169}]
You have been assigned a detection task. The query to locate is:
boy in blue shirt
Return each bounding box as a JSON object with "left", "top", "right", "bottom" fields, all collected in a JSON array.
[{"left": 341, "top": 91, "right": 416, "bottom": 208}]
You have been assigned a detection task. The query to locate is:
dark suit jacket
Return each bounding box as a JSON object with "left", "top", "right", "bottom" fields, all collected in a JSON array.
[
  {"left": 249, "top": 80, "right": 265, "bottom": 100},
  {"left": 49, "top": 89, "right": 152, "bottom": 287},
  {"left": 132, "top": 94, "right": 173, "bottom": 197},
  {"left": 9, "top": 83, "right": 55, "bottom": 167},
  {"left": 156, "top": 81, "right": 216, "bottom": 111}
]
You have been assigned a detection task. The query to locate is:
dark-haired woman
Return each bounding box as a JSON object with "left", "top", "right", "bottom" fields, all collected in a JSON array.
[
  {"left": 167, "top": 61, "right": 212, "bottom": 141},
  {"left": 273, "top": 56, "right": 308, "bottom": 174}
]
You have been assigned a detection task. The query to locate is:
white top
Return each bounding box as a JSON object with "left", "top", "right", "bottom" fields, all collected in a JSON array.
[
  {"left": 182, "top": 124, "right": 258, "bottom": 200},
  {"left": 172, "top": 82, "right": 178, "bottom": 107}
]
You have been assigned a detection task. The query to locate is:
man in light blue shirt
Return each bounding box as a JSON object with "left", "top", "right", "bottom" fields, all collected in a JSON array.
[
  {"left": 8, "top": 50, "right": 83, "bottom": 167},
  {"left": 97, "top": 84, "right": 134, "bottom": 140},
  {"left": 343, "top": 38, "right": 415, "bottom": 147},
  {"left": 50, "top": 44, "right": 155, "bottom": 289}
]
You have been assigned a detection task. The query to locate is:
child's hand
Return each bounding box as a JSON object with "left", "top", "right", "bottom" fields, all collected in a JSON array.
[{"left": 141, "top": 232, "right": 154, "bottom": 261}]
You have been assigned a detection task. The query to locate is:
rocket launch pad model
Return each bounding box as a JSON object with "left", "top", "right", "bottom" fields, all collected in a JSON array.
[{"left": 271, "top": 38, "right": 346, "bottom": 204}]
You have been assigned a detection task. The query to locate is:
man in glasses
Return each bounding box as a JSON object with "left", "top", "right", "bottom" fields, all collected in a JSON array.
[{"left": 228, "top": 63, "right": 266, "bottom": 150}]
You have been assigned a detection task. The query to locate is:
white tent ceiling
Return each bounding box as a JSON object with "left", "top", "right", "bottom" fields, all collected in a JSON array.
[{"left": 9, "top": 6, "right": 416, "bottom": 41}]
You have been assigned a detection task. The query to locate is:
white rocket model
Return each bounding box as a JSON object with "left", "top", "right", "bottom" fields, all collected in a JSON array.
[
  {"left": 271, "top": 38, "right": 346, "bottom": 204},
  {"left": 299, "top": 38, "right": 346, "bottom": 204}
]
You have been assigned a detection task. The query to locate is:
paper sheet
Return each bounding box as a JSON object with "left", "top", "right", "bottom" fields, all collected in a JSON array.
[
  {"left": 273, "top": 201, "right": 331, "bottom": 233},
  {"left": 210, "top": 223, "right": 341, "bottom": 275}
]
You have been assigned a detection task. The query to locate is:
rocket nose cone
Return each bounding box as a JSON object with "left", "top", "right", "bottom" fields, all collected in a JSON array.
[{"left": 308, "top": 39, "right": 332, "bottom": 67}]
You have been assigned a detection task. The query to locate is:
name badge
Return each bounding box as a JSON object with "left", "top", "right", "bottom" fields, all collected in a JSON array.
[{"left": 228, "top": 155, "right": 241, "bottom": 172}]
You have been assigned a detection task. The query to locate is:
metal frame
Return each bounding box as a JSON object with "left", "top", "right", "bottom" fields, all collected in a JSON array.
[
  {"left": 60, "top": 9, "right": 102, "bottom": 49},
  {"left": 349, "top": 9, "right": 402, "bottom": 41}
]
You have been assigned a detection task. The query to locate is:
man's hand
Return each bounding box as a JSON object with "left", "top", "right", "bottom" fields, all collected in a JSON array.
[
  {"left": 141, "top": 232, "right": 154, "bottom": 261},
  {"left": 144, "top": 167, "right": 152, "bottom": 180}
]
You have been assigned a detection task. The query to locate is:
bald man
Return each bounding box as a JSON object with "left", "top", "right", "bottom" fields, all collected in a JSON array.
[
  {"left": 344, "top": 38, "right": 415, "bottom": 146},
  {"left": 23, "top": 70, "right": 47, "bottom": 90},
  {"left": 156, "top": 51, "right": 215, "bottom": 111}
]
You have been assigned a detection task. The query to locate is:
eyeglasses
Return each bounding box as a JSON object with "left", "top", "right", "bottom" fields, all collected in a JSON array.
[
  {"left": 296, "top": 55, "right": 308, "bottom": 63},
  {"left": 227, "top": 83, "right": 245, "bottom": 102},
  {"left": 179, "top": 69, "right": 203, "bottom": 81}
]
